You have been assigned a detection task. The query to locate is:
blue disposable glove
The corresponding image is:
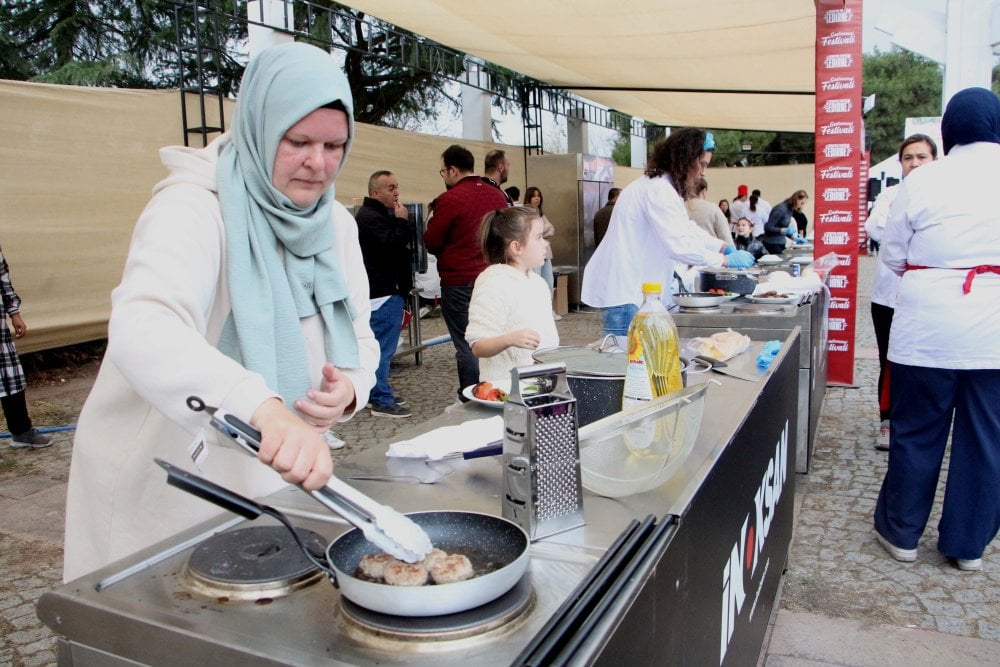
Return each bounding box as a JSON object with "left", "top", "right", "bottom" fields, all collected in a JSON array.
[
  {"left": 723, "top": 244, "right": 736, "bottom": 255},
  {"left": 726, "top": 249, "right": 755, "bottom": 269},
  {"left": 785, "top": 226, "right": 796, "bottom": 237},
  {"left": 794, "top": 235, "right": 807, "bottom": 244},
  {"left": 757, "top": 340, "right": 783, "bottom": 370}
]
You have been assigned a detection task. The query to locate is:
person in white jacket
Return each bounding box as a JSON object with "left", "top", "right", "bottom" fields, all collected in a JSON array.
[
  {"left": 873, "top": 87, "right": 1000, "bottom": 572},
  {"left": 63, "top": 43, "right": 379, "bottom": 581},
  {"left": 581, "top": 128, "right": 754, "bottom": 335},
  {"left": 863, "top": 134, "right": 937, "bottom": 450}
]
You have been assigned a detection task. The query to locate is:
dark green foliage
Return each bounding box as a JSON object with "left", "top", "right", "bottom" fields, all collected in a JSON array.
[
  {"left": 0, "top": 0, "right": 190, "bottom": 88},
  {"left": 707, "top": 130, "right": 815, "bottom": 167}
]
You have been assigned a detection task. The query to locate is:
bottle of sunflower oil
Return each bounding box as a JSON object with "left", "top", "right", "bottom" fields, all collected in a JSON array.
[{"left": 622, "top": 282, "right": 683, "bottom": 456}]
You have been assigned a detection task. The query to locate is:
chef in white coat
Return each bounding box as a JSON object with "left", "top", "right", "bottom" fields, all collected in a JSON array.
[
  {"left": 581, "top": 128, "right": 754, "bottom": 335},
  {"left": 873, "top": 87, "right": 1000, "bottom": 572}
]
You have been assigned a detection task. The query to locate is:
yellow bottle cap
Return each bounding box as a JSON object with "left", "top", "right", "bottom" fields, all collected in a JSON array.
[{"left": 641, "top": 282, "right": 662, "bottom": 294}]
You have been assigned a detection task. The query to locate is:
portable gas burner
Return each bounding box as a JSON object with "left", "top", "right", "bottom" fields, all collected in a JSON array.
[
  {"left": 340, "top": 576, "right": 535, "bottom": 643},
  {"left": 677, "top": 305, "right": 721, "bottom": 314},
  {"left": 183, "top": 525, "right": 326, "bottom": 601},
  {"left": 731, "top": 302, "right": 785, "bottom": 314}
]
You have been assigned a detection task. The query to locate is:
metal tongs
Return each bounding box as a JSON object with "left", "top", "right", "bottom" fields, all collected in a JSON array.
[{"left": 185, "top": 396, "right": 433, "bottom": 563}]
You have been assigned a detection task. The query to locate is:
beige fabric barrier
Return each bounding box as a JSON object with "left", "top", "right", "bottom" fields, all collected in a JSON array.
[
  {"left": 1, "top": 81, "right": 183, "bottom": 353},
  {"left": 1, "top": 79, "right": 810, "bottom": 352},
  {"left": 0, "top": 80, "right": 524, "bottom": 352}
]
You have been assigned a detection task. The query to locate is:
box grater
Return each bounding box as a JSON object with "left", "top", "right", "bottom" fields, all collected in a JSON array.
[{"left": 501, "top": 362, "right": 586, "bottom": 540}]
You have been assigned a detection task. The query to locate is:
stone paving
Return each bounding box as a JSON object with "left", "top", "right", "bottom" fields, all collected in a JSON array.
[{"left": 1, "top": 254, "right": 997, "bottom": 666}]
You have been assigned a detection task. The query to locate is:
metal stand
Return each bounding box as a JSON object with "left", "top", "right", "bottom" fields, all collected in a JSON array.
[{"left": 392, "top": 288, "right": 427, "bottom": 366}]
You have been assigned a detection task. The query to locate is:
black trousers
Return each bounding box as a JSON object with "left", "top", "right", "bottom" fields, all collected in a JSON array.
[
  {"left": 871, "top": 302, "right": 894, "bottom": 421},
  {"left": 440, "top": 285, "right": 480, "bottom": 400},
  {"left": 762, "top": 240, "right": 786, "bottom": 255},
  {"left": 1, "top": 390, "right": 31, "bottom": 435}
]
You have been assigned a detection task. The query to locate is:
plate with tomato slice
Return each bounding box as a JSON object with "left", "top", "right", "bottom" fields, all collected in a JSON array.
[
  {"left": 463, "top": 380, "right": 509, "bottom": 407},
  {"left": 462, "top": 380, "right": 538, "bottom": 407}
]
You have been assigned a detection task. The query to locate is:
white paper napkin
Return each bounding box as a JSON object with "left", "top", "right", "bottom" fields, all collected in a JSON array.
[
  {"left": 386, "top": 416, "right": 504, "bottom": 460},
  {"left": 756, "top": 272, "right": 822, "bottom": 294}
]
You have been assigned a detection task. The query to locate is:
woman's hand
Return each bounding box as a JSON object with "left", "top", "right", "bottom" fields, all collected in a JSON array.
[
  {"left": 294, "top": 363, "right": 357, "bottom": 431},
  {"left": 251, "top": 397, "right": 333, "bottom": 490},
  {"left": 10, "top": 313, "right": 26, "bottom": 338},
  {"left": 507, "top": 329, "right": 542, "bottom": 351}
]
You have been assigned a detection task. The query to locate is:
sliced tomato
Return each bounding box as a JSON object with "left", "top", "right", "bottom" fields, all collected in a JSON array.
[
  {"left": 473, "top": 382, "right": 508, "bottom": 402},
  {"left": 473, "top": 381, "right": 495, "bottom": 400}
]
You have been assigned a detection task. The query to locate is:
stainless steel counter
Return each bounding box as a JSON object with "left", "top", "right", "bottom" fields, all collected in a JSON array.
[
  {"left": 38, "top": 339, "right": 800, "bottom": 666},
  {"left": 328, "top": 341, "right": 774, "bottom": 554},
  {"left": 672, "top": 292, "right": 829, "bottom": 472}
]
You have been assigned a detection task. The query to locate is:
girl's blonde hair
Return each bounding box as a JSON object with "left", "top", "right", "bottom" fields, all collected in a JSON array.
[{"left": 480, "top": 205, "right": 541, "bottom": 264}]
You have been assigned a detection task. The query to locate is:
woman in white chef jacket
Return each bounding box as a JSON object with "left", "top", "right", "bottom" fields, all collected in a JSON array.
[
  {"left": 63, "top": 43, "right": 379, "bottom": 582},
  {"left": 863, "top": 133, "right": 938, "bottom": 451},
  {"left": 873, "top": 87, "right": 1000, "bottom": 572},
  {"left": 581, "top": 128, "right": 755, "bottom": 335}
]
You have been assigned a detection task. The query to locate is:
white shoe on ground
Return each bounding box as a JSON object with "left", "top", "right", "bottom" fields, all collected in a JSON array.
[
  {"left": 323, "top": 432, "right": 346, "bottom": 450},
  {"left": 955, "top": 558, "right": 983, "bottom": 571},
  {"left": 875, "top": 532, "right": 917, "bottom": 562}
]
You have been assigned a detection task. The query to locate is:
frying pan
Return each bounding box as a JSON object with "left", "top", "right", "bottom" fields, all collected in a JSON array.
[
  {"left": 156, "top": 459, "right": 530, "bottom": 616},
  {"left": 328, "top": 510, "right": 528, "bottom": 616},
  {"left": 673, "top": 292, "right": 727, "bottom": 308}
]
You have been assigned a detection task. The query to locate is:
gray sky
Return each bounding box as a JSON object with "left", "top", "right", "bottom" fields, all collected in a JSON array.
[{"left": 863, "top": 0, "right": 946, "bottom": 54}]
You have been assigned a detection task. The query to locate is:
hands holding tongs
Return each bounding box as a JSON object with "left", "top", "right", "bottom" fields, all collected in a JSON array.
[{"left": 183, "top": 396, "right": 432, "bottom": 562}]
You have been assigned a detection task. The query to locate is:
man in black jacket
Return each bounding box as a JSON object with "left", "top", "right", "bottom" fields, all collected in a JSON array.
[{"left": 355, "top": 171, "right": 414, "bottom": 418}]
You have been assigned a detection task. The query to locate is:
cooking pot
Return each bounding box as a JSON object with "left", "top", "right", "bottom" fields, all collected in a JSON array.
[
  {"left": 533, "top": 337, "right": 688, "bottom": 427},
  {"left": 695, "top": 267, "right": 762, "bottom": 295},
  {"left": 156, "top": 459, "right": 530, "bottom": 616}
]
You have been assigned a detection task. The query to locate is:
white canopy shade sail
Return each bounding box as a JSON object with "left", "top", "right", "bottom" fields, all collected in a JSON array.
[{"left": 339, "top": 0, "right": 818, "bottom": 132}]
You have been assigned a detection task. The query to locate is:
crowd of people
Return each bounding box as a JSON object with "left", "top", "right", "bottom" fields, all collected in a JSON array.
[{"left": 2, "top": 39, "right": 992, "bottom": 581}]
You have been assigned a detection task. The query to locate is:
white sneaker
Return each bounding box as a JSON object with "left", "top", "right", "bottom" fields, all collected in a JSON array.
[
  {"left": 876, "top": 532, "right": 916, "bottom": 562},
  {"left": 552, "top": 311, "right": 563, "bottom": 321},
  {"left": 323, "top": 432, "right": 346, "bottom": 450},
  {"left": 955, "top": 558, "right": 982, "bottom": 571}
]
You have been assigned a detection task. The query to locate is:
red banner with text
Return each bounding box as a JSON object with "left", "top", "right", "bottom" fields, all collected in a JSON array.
[{"left": 815, "top": 0, "right": 863, "bottom": 386}]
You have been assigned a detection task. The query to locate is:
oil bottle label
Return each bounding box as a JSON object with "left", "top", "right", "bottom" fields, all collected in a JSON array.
[{"left": 624, "top": 334, "right": 653, "bottom": 403}]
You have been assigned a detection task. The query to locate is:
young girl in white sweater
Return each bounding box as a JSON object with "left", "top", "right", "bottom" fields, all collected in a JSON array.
[{"left": 465, "top": 206, "right": 560, "bottom": 385}]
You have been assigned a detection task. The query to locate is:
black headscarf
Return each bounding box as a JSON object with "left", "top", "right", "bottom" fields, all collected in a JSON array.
[{"left": 941, "top": 87, "right": 1000, "bottom": 155}]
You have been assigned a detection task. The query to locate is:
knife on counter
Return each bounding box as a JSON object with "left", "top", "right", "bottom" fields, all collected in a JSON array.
[{"left": 693, "top": 355, "right": 761, "bottom": 382}]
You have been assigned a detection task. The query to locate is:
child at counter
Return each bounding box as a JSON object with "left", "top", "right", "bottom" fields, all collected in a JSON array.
[
  {"left": 733, "top": 216, "right": 767, "bottom": 260},
  {"left": 466, "top": 206, "right": 559, "bottom": 385}
]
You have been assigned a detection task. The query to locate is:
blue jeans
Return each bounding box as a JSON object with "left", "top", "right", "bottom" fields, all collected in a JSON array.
[
  {"left": 601, "top": 303, "right": 639, "bottom": 337},
  {"left": 369, "top": 294, "right": 404, "bottom": 406},
  {"left": 440, "top": 285, "right": 480, "bottom": 399},
  {"left": 535, "top": 258, "right": 554, "bottom": 294}
]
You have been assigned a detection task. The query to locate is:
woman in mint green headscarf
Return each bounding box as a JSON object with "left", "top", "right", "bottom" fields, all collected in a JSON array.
[{"left": 63, "top": 42, "right": 379, "bottom": 582}]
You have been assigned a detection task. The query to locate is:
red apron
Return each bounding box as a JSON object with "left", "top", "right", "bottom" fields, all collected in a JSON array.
[{"left": 905, "top": 264, "right": 1000, "bottom": 294}]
